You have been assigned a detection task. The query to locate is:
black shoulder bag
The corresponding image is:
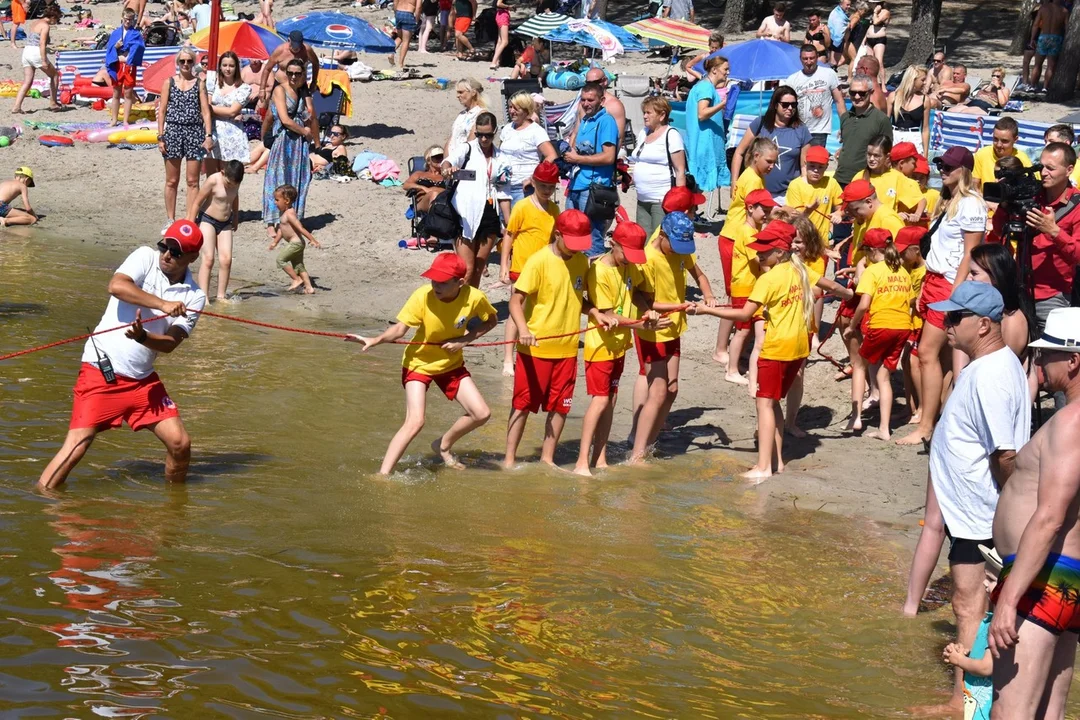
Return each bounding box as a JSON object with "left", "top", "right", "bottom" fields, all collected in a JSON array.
[
  {"left": 583, "top": 117, "right": 620, "bottom": 222},
  {"left": 425, "top": 144, "right": 472, "bottom": 240}
]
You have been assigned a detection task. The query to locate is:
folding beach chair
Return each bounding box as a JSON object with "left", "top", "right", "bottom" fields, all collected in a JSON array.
[
  {"left": 312, "top": 85, "right": 347, "bottom": 137},
  {"left": 501, "top": 78, "right": 543, "bottom": 125}
]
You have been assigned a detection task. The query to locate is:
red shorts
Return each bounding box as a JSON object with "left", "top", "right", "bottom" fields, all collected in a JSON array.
[
  {"left": 839, "top": 293, "right": 860, "bottom": 319},
  {"left": 756, "top": 358, "right": 804, "bottom": 400},
  {"left": 859, "top": 327, "right": 909, "bottom": 370},
  {"left": 513, "top": 354, "right": 577, "bottom": 414},
  {"left": 585, "top": 356, "right": 625, "bottom": 397},
  {"left": 454, "top": 16, "right": 472, "bottom": 32},
  {"left": 69, "top": 362, "right": 180, "bottom": 432},
  {"left": 732, "top": 295, "right": 752, "bottom": 331},
  {"left": 635, "top": 335, "right": 681, "bottom": 376},
  {"left": 401, "top": 365, "right": 470, "bottom": 400},
  {"left": 718, "top": 236, "right": 734, "bottom": 297},
  {"left": 509, "top": 271, "right": 520, "bottom": 282},
  {"left": 917, "top": 271, "right": 952, "bottom": 330},
  {"left": 115, "top": 62, "right": 137, "bottom": 90},
  {"left": 495, "top": 8, "right": 510, "bottom": 26},
  {"left": 909, "top": 326, "right": 922, "bottom": 357}
]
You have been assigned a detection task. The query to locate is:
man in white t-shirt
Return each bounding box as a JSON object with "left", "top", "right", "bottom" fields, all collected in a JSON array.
[
  {"left": 38, "top": 220, "right": 208, "bottom": 489},
  {"left": 785, "top": 44, "right": 844, "bottom": 148},
  {"left": 925, "top": 281, "right": 1030, "bottom": 712},
  {"left": 189, "top": 0, "right": 212, "bottom": 32}
]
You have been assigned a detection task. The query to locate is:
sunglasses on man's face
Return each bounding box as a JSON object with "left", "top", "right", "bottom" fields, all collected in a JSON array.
[
  {"left": 944, "top": 309, "right": 975, "bottom": 327},
  {"left": 992, "top": 74, "right": 1003, "bottom": 79},
  {"left": 849, "top": 89, "right": 869, "bottom": 98},
  {"left": 157, "top": 241, "right": 183, "bottom": 259},
  {"left": 476, "top": 131, "right": 495, "bottom": 139}
]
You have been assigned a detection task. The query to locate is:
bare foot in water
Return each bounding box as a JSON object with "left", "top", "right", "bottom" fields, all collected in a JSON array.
[
  {"left": 908, "top": 701, "right": 963, "bottom": 717},
  {"left": 845, "top": 414, "right": 863, "bottom": 432},
  {"left": 572, "top": 464, "right": 592, "bottom": 477},
  {"left": 431, "top": 438, "right": 465, "bottom": 469},
  {"left": 740, "top": 465, "right": 773, "bottom": 484},
  {"left": 712, "top": 351, "right": 730, "bottom": 366},
  {"left": 785, "top": 425, "right": 808, "bottom": 438},
  {"left": 866, "top": 428, "right": 891, "bottom": 441},
  {"left": 895, "top": 429, "right": 931, "bottom": 446},
  {"left": 502, "top": 362, "right": 515, "bottom": 377},
  {"left": 725, "top": 372, "right": 749, "bottom": 386}
]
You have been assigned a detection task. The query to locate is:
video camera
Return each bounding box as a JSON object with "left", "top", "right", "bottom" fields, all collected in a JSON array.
[{"left": 982, "top": 163, "right": 1043, "bottom": 214}]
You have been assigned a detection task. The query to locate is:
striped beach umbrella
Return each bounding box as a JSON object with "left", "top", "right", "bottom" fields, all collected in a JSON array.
[
  {"left": 624, "top": 17, "right": 712, "bottom": 50},
  {"left": 513, "top": 11, "right": 568, "bottom": 38},
  {"left": 190, "top": 21, "right": 283, "bottom": 61}
]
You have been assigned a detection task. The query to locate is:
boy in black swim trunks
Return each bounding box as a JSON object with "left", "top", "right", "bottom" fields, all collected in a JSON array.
[
  {"left": 189, "top": 160, "right": 243, "bottom": 302},
  {"left": 0, "top": 166, "right": 39, "bottom": 227}
]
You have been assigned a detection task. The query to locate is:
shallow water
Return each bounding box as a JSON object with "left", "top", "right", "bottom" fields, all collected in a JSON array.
[{"left": 0, "top": 235, "right": 1062, "bottom": 718}]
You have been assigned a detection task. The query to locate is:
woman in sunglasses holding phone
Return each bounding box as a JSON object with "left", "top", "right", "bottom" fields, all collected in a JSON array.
[
  {"left": 729, "top": 85, "right": 811, "bottom": 202},
  {"left": 158, "top": 46, "right": 215, "bottom": 236},
  {"left": 262, "top": 58, "right": 317, "bottom": 239}
]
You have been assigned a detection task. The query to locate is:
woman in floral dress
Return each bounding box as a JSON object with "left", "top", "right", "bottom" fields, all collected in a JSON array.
[{"left": 206, "top": 50, "right": 252, "bottom": 171}]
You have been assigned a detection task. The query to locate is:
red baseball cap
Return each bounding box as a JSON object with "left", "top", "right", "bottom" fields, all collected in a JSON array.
[
  {"left": 914, "top": 155, "right": 931, "bottom": 175},
  {"left": 805, "top": 145, "right": 830, "bottom": 165},
  {"left": 611, "top": 221, "right": 648, "bottom": 264},
  {"left": 532, "top": 160, "right": 560, "bottom": 184},
  {"left": 890, "top": 142, "right": 918, "bottom": 162},
  {"left": 894, "top": 225, "right": 927, "bottom": 251},
  {"left": 163, "top": 219, "right": 203, "bottom": 253},
  {"left": 662, "top": 185, "right": 706, "bottom": 213},
  {"left": 421, "top": 252, "right": 468, "bottom": 282},
  {"left": 745, "top": 188, "right": 778, "bottom": 209},
  {"left": 747, "top": 220, "right": 796, "bottom": 252},
  {"left": 861, "top": 227, "right": 894, "bottom": 249},
  {"left": 556, "top": 209, "right": 593, "bottom": 251},
  {"left": 841, "top": 179, "right": 875, "bottom": 207}
]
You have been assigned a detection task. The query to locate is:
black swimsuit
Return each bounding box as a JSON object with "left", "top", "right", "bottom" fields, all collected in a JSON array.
[{"left": 196, "top": 211, "right": 231, "bottom": 234}]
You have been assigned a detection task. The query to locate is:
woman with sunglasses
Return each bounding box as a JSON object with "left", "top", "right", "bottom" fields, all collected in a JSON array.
[
  {"left": 205, "top": 51, "right": 252, "bottom": 173},
  {"left": 309, "top": 124, "right": 350, "bottom": 172},
  {"left": 954, "top": 66, "right": 1012, "bottom": 116},
  {"left": 730, "top": 85, "right": 810, "bottom": 202},
  {"left": 262, "top": 58, "right": 317, "bottom": 239},
  {"left": 158, "top": 46, "right": 215, "bottom": 236}
]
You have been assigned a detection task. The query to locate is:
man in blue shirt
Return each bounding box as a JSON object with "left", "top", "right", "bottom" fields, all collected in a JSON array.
[
  {"left": 564, "top": 82, "right": 618, "bottom": 257},
  {"left": 826, "top": 0, "right": 850, "bottom": 68}
]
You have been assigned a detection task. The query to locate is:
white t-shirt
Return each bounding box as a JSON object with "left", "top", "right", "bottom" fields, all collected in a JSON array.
[
  {"left": 81, "top": 247, "right": 206, "bottom": 380},
  {"left": 926, "top": 195, "right": 988, "bottom": 281},
  {"left": 785, "top": 65, "right": 840, "bottom": 135},
  {"left": 929, "top": 347, "right": 1030, "bottom": 540},
  {"left": 190, "top": 4, "right": 211, "bottom": 32},
  {"left": 631, "top": 127, "right": 684, "bottom": 203},
  {"left": 498, "top": 121, "right": 550, "bottom": 186},
  {"left": 447, "top": 106, "right": 482, "bottom": 160}
]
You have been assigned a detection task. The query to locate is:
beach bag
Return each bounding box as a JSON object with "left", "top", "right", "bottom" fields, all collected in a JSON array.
[{"left": 425, "top": 146, "right": 471, "bottom": 239}]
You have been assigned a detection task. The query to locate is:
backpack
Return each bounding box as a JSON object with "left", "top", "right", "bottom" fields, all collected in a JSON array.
[{"left": 424, "top": 146, "right": 471, "bottom": 240}]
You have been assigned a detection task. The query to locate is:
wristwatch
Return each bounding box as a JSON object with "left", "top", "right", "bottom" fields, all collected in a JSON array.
[{"left": 134, "top": 329, "right": 148, "bottom": 344}]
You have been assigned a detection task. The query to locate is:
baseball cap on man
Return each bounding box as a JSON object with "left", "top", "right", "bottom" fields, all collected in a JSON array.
[
  {"left": 289, "top": 30, "right": 304, "bottom": 47},
  {"left": 861, "top": 227, "right": 893, "bottom": 249},
  {"left": 933, "top": 146, "right": 975, "bottom": 172},
  {"left": 611, "top": 221, "right": 648, "bottom": 264},
  {"left": 421, "top": 252, "right": 467, "bottom": 282},
  {"left": 747, "top": 220, "right": 796, "bottom": 252},
  {"left": 745, "top": 188, "right": 778, "bottom": 209},
  {"left": 928, "top": 281, "right": 1004, "bottom": 322},
  {"left": 555, "top": 209, "right": 593, "bottom": 251},
  {"left": 841, "top": 179, "right": 875, "bottom": 206},
  {"left": 890, "top": 142, "right": 918, "bottom": 162},
  {"left": 532, "top": 160, "right": 560, "bottom": 184},
  {"left": 805, "top": 145, "right": 830, "bottom": 165},
  {"left": 660, "top": 211, "right": 696, "bottom": 254},
  {"left": 15, "top": 166, "right": 34, "bottom": 186},
  {"left": 894, "top": 225, "right": 926, "bottom": 251},
  {"left": 1029, "top": 307, "right": 1080, "bottom": 352},
  {"left": 163, "top": 219, "right": 203, "bottom": 253},
  {"left": 661, "top": 185, "right": 706, "bottom": 213}
]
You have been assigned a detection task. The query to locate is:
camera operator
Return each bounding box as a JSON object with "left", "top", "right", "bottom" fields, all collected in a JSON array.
[{"left": 988, "top": 142, "right": 1080, "bottom": 332}]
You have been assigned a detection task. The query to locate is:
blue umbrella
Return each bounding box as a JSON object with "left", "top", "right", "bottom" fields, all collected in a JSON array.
[
  {"left": 543, "top": 19, "right": 647, "bottom": 54},
  {"left": 691, "top": 38, "right": 800, "bottom": 81},
  {"left": 277, "top": 11, "right": 395, "bottom": 53}
]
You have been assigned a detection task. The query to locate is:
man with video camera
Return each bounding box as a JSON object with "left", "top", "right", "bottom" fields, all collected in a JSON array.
[{"left": 988, "top": 142, "right": 1080, "bottom": 332}]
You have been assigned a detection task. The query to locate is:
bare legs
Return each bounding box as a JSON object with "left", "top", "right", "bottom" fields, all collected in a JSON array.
[
  {"left": 490, "top": 24, "right": 509, "bottom": 69},
  {"left": 379, "top": 379, "right": 490, "bottom": 474},
  {"left": 504, "top": 407, "right": 566, "bottom": 469},
  {"left": 630, "top": 354, "right": 679, "bottom": 462},
  {"left": 418, "top": 14, "right": 435, "bottom": 53},
  {"left": 902, "top": 473, "right": 945, "bottom": 616},
  {"left": 11, "top": 66, "right": 34, "bottom": 113},
  {"left": 897, "top": 321, "right": 947, "bottom": 445},
  {"left": 197, "top": 226, "right": 233, "bottom": 300},
  {"left": 744, "top": 396, "right": 784, "bottom": 482},
  {"left": 574, "top": 391, "right": 617, "bottom": 476}
]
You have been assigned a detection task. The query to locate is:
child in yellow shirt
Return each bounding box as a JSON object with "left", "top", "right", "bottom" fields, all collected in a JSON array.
[
  {"left": 912, "top": 155, "right": 941, "bottom": 227},
  {"left": 895, "top": 226, "right": 928, "bottom": 425},
  {"left": 348, "top": 253, "right": 497, "bottom": 474},
  {"left": 717, "top": 137, "right": 778, "bottom": 299},
  {"left": 784, "top": 144, "right": 842, "bottom": 255},
  {"left": 852, "top": 136, "right": 925, "bottom": 224}
]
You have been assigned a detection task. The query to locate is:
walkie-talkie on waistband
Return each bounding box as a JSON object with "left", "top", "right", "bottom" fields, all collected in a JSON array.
[{"left": 87, "top": 327, "right": 117, "bottom": 385}]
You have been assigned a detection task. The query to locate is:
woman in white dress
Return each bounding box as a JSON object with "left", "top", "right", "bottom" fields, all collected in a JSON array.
[
  {"left": 444, "top": 78, "right": 487, "bottom": 159},
  {"left": 630, "top": 96, "right": 687, "bottom": 237},
  {"left": 206, "top": 51, "right": 252, "bottom": 172}
]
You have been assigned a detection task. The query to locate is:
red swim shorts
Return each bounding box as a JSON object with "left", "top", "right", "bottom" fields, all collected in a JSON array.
[
  {"left": 69, "top": 362, "right": 180, "bottom": 432},
  {"left": 454, "top": 16, "right": 472, "bottom": 33},
  {"left": 756, "top": 357, "right": 804, "bottom": 400},
  {"left": 585, "top": 356, "right": 625, "bottom": 397},
  {"left": 732, "top": 295, "right": 752, "bottom": 331},
  {"left": 401, "top": 365, "right": 471, "bottom": 400},
  {"left": 859, "top": 327, "right": 910, "bottom": 370},
  {"left": 838, "top": 293, "right": 860, "bottom": 319},
  {"left": 635, "top": 335, "right": 681, "bottom": 375},
  {"left": 917, "top": 271, "right": 952, "bottom": 331},
  {"left": 909, "top": 326, "right": 922, "bottom": 357},
  {"left": 718, "top": 235, "right": 734, "bottom": 298},
  {"left": 513, "top": 353, "right": 577, "bottom": 414},
  {"left": 116, "top": 62, "right": 137, "bottom": 91}
]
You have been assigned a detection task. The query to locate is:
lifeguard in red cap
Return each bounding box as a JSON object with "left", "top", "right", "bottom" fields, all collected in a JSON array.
[
  {"left": 348, "top": 252, "right": 498, "bottom": 475},
  {"left": 39, "top": 220, "right": 208, "bottom": 489},
  {"left": 691, "top": 220, "right": 853, "bottom": 481},
  {"left": 783, "top": 144, "right": 843, "bottom": 254}
]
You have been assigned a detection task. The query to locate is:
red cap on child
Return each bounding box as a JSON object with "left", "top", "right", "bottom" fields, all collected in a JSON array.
[
  {"left": 745, "top": 189, "right": 778, "bottom": 208},
  {"left": 894, "top": 226, "right": 927, "bottom": 251},
  {"left": 747, "top": 220, "right": 796, "bottom": 252},
  {"left": 890, "top": 142, "right": 918, "bottom": 162},
  {"left": 421, "top": 252, "right": 468, "bottom": 282},
  {"left": 611, "top": 221, "right": 648, "bottom": 264},
  {"left": 805, "top": 145, "right": 830, "bottom": 165},
  {"left": 556, "top": 209, "right": 593, "bottom": 251},
  {"left": 914, "top": 155, "right": 931, "bottom": 175},
  {"left": 532, "top": 160, "right": 560, "bottom": 184},
  {"left": 163, "top": 219, "right": 203, "bottom": 253},
  {"left": 662, "top": 185, "right": 706, "bottom": 213},
  {"left": 861, "top": 227, "right": 894, "bottom": 249},
  {"left": 841, "top": 179, "right": 875, "bottom": 206}
]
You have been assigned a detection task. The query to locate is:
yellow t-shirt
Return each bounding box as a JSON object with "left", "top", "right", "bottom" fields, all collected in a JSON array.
[
  {"left": 855, "top": 261, "right": 913, "bottom": 330},
  {"left": 514, "top": 245, "right": 588, "bottom": 359},
  {"left": 729, "top": 221, "right": 760, "bottom": 297},
  {"left": 853, "top": 168, "right": 923, "bottom": 214},
  {"left": 637, "top": 243, "right": 696, "bottom": 343},
  {"left": 584, "top": 259, "right": 646, "bottom": 362},
  {"left": 748, "top": 261, "right": 822, "bottom": 362},
  {"left": 850, "top": 206, "right": 906, "bottom": 265},
  {"left": 506, "top": 197, "right": 560, "bottom": 275},
  {"left": 908, "top": 263, "right": 927, "bottom": 331},
  {"left": 719, "top": 168, "right": 765, "bottom": 239},
  {"left": 806, "top": 255, "right": 827, "bottom": 277},
  {"left": 397, "top": 284, "right": 496, "bottom": 374},
  {"left": 921, "top": 187, "right": 941, "bottom": 220},
  {"left": 973, "top": 145, "right": 1033, "bottom": 184},
  {"left": 1071, "top": 163, "right": 1080, "bottom": 188},
  {"left": 785, "top": 175, "right": 843, "bottom": 245}
]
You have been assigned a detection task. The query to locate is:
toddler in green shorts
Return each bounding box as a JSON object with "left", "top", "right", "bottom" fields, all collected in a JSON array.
[{"left": 267, "top": 184, "right": 322, "bottom": 294}]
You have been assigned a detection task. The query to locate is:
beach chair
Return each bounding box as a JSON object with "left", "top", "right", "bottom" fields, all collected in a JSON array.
[
  {"left": 501, "top": 78, "right": 542, "bottom": 125},
  {"left": 544, "top": 95, "right": 580, "bottom": 143},
  {"left": 312, "top": 85, "right": 347, "bottom": 135},
  {"left": 406, "top": 155, "right": 427, "bottom": 240},
  {"left": 616, "top": 74, "right": 650, "bottom": 154}
]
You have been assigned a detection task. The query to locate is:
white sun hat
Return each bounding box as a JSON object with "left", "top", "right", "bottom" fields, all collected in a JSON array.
[{"left": 1029, "top": 307, "right": 1080, "bottom": 352}]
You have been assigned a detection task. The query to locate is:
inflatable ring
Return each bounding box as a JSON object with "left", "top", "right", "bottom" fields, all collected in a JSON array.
[{"left": 39, "top": 134, "right": 74, "bottom": 147}]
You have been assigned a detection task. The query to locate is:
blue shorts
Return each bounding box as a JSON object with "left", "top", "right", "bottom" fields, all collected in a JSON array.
[
  {"left": 396, "top": 10, "right": 418, "bottom": 33},
  {"left": 1038, "top": 33, "right": 1063, "bottom": 57},
  {"left": 0, "top": 201, "right": 10, "bottom": 218}
]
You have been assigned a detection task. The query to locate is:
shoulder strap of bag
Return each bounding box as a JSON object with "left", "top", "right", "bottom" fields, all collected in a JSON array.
[
  {"left": 1053, "top": 193, "right": 1080, "bottom": 223},
  {"left": 665, "top": 127, "right": 677, "bottom": 187}
]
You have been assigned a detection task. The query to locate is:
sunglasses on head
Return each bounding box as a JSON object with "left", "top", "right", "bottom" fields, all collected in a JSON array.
[
  {"left": 778, "top": 101, "right": 797, "bottom": 109},
  {"left": 849, "top": 89, "right": 869, "bottom": 97},
  {"left": 157, "top": 241, "right": 183, "bottom": 259},
  {"left": 944, "top": 309, "right": 974, "bottom": 326}
]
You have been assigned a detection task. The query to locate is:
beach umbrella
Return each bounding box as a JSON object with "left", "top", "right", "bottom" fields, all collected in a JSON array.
[
  {"left": 276, "top": 11, "right": 395, "bottom": 53},
  {"left": 513, "top": 11, "right": 569, "bottom": 38},
  {"left": 543, "top": 19, "right": 647, "bottom": 55},
  {"left": 141, "top": 52, "right": 181, "bottom": 95},
  {"left": 623, "top": 17, "right": 711, "bottom": 50},
  {"left": 190, "top": 20, "right": 284, "bottom": 60},
  {"left": 691, "top": 38, "right": 800, "bottom": 81}
]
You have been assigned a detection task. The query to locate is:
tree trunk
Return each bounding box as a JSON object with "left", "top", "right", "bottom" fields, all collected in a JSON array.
[
  {"left": 1048, "top": 4, "right": 1080, "bottom": 101},
  {"left": 896, "top": 0, "right": 943, "bottom": 70},
  {"left": 1009, "top": 0, "right": 1040, "bottom": 55},
  {"left": 721, "top": 0, "right": 748, "bottom": 33}
]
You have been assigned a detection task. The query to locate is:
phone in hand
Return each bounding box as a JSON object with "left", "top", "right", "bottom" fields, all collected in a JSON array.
[{"left": 452, "top": 169, "right": 476, "bottom": 181}]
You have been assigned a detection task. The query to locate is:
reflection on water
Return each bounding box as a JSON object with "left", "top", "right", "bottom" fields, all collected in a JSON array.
[{"left": 2, "top": 236, "right": 1075, "bottom": 718}]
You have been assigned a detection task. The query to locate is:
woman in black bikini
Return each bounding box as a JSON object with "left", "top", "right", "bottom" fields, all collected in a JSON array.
[
  {"left": 861, "top": 1, "right": 889, "bottom": 85},
  {"left": 803, "top": 10, "right": 831, "bottom": 58}
]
